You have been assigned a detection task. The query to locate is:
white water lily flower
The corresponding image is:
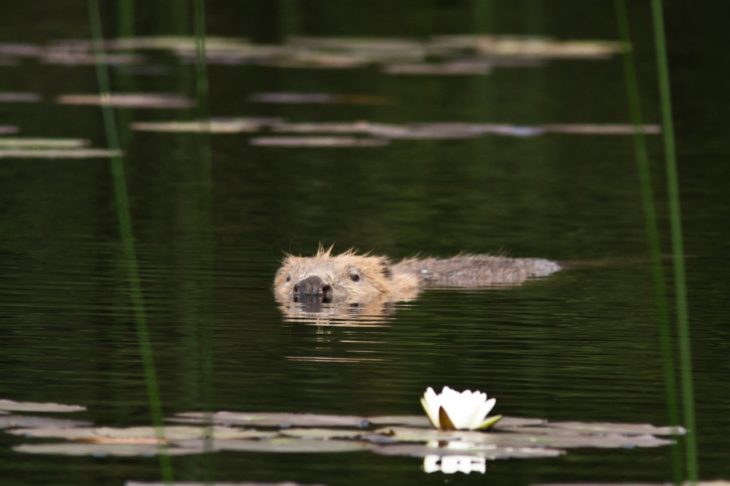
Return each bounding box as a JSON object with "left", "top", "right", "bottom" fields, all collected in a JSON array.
[{"left": 420, "top": 386, "right": 501, "bottom": 430}]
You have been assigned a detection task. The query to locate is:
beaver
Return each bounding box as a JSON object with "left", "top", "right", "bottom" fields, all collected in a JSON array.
[{"left": 273, "top": 246, "right": 560, "bottom": 311}]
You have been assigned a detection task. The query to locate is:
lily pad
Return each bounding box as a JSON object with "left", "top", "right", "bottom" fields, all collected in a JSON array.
[
  {"left": 172, "top": 411, "right": 371, "bottom": 428},
  {"left": 383, "top": 60, "right": 492, "bottom": 75},
  {"left": 40, "top": 51, "right": 144, "bottom": 66},
  {"left": 14, "top": 442, "right": 201, "bottom": 457},
  {"left": 0, "top": 148, "right": 122, "bottom": 159},
  {"left": 271, "top": 121, "right": 542, "bottom": 139},
  {"left": 279, "top": 428, "right": 370, "bottom": 440},
  {"left": 132, "top": 118, "right": 281, "bottom": 134},
  {"left": 430, "top": 35, "right": 625, "bottom": 60},
  {"left": 0, "top": 92, "right": 41, "bottom": 103},
  {"left": 250, "top": 136, "right": 388, "bottom": 148},
  {"left": 373, "top": 443, "right": 563, "bottom": 460},
  {"left": 0, "top": 399, "right": 85, "bottom": 413},
  {"left": 8, "top": 425, "right": 276, "bottom": 443},
  {"left": 250, "top": 92, "right": 388, "bottom": 105},
  {"left": 373, "top": 424, "right": 675, "bottom": 450},
  {"left": 543, "top": 421, "right": 685, "bottom": 436},
  {"left": 57, "top": 93, "right": 194, "bottom": 109},
  {"left": 0, "top": 138, "right": 89, "bottom": 148},
  {"left": 366, "top": 415, "right": 431, "bottom": 427},
  {"left": 0, "top": 415, "right": 91, "bottom": 430},
  {"left": 0, "top": 42, "right": 43, "bottom": 57},
  {"left": 207, "top": 437, "right": 371, "bottom": 453},
  {"left": 542, "top": 123, "right": 660, "bottom": 135}
]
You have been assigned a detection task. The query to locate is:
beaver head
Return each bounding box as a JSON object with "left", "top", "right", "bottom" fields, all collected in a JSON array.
[{"left": 273, "top": 246, "right": 394, "bottom": 307}]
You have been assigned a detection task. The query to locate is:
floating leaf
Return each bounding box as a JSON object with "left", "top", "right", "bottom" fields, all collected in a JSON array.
[
  {"left": 250, "top": 136, "right": 388, "bottom": 148},
  {"left": 172, "top": 411, "right": 371, "bottom": 428},
  {"left": 430, "top": 35, "right": 625, "bottom": 60},
  {"left": 0, "top": 149, "right": 122, "bottom": 159},
  {"left": 271, "top": 121, "right": 542, "bottom": 139},
  {"left": 14, "top": 442, "right": 200, "bottom": 457},
  {"left": 0, "top": 399, "right": 85, "bottom": 413},
  {"left": 209, "top": 437, "right": 371, "bottom": 453},
  {"left": 250, "top": 92, "right": 388, "bottom": 105},
  {"left": 542, "top": 123, "right": 661, "bottom": 135},
  {"left": 383, "top": 60, "right": 492, "bottom": 75},
  {"left": 367, "top": 415, "right": 431, "bottom": 427},
  {"left": 0, "top": 92, "right": 41, "bottom": 103},
  {"left": 8, "top": 425, "right": 275, "bottom": 443},
  {"left": 373, "top": 443, "right": 563, "bottom": 459},
  {"left": 279, "top": 428, "right": 369, "bottom": 440},
  {"left": 0, "top": 415, "right": 91, "bottom": 430},
  {"left": 544, "top": 421, "right": 685, "bottom": 436},
  {"left": 374, "top": 425, "right": 675, "bottom": 450},
  {"left": 57, "top": 93, "right": 193, "bottom": 109},
  {"left": 132, "top": 118, "right": 281, "bottom": 134},
  {"left": 41, "top": 51, "right": 144, "bottom": 66},
  {"left": 0, "top": 138, "right": 89, "bottom": 149}
]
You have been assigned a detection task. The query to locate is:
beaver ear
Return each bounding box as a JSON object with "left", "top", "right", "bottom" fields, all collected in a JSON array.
[{"left": 381, "top": 258, "right": 393, "bottom": 279}]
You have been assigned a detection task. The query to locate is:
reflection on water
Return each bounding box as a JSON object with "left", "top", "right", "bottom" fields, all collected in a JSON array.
[{"left": 423, "top": 454, "right": 487, "bottom": 474}]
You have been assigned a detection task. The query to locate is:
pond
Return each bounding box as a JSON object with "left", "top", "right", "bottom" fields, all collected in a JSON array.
[{"left": 0, "top": 1, "right": 728, "bottom": 485}]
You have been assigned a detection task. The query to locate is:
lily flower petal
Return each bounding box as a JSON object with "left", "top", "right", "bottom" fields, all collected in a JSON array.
[{"left": 421, "top": 386, "right": 499, "bottom": 431}]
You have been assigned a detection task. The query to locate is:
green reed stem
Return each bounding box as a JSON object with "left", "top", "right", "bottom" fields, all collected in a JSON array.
[
  {"left": 87, "top": 1, "right": 173, "bottom": 482},
  {"left": 650, "top": 0, "right": 698, "bottom": 482},
  {"left": 192, "top": 2, "right": 216, "bottom": 481},
  {"left": 117, "top": 0, "right": 134, "bottom": 37},
  {"left": 614, "top": 1, "right": 682, "bottom": 482}
]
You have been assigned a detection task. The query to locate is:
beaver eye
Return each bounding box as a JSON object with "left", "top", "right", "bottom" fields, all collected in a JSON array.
[{"left": 286, "top": 274, "right": 291, "bottom": 282}]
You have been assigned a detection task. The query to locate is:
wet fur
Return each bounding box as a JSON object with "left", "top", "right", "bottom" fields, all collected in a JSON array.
[{"left": 274, "top": 246, "right": 560, "bottom": 306}]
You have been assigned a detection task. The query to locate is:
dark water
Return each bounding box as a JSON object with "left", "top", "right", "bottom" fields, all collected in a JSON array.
[{"left": 1, "top": 1, "right": 728, "bottom": 484}]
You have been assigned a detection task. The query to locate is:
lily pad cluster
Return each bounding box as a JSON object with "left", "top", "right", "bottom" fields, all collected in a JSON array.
[
  {"left": 128, "top": 117, "right": 659, "bottom": 147},
  {"left": 1, "top": 397, "right": 684, "bottom": 462},
  {"left": 0, "top": 34, "right": 624, "bottom": 71}
]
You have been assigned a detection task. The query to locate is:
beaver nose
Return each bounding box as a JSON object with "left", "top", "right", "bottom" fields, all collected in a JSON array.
[{"left": 293, "top": 276, "right": 333, "bottom": 303}]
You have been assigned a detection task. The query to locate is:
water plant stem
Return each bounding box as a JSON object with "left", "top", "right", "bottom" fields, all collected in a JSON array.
[
  {"left": 650, "top": 0, "right": 698, "bottom": 482},
  {"left": 87, "top": 1, "right": 173, "bottom": 482},
  {"left": 613, "top": 1, "right": 682, "bottom": 482}
]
